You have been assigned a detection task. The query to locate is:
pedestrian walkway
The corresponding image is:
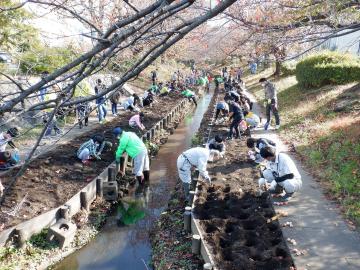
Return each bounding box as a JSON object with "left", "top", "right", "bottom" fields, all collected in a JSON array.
[{"left": 247, "top": 91, "right": 360, "bottom": 270}]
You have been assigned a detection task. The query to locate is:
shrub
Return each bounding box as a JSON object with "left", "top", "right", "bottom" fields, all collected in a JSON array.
[
  {"left": 296, "top": 51, "right": 360, "bottom": 88},
  {"left": 20, "top": 45, "right": 78, "bottom": 74}
]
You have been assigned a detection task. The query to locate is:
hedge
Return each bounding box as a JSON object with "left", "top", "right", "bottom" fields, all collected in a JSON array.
[{"left": 296, "top": 51, "right": 360, "bottom": 88}]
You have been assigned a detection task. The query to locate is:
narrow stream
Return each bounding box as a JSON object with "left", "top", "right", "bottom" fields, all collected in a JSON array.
[{"left": 54, "top": 90, "right": 213, "bottom": 270}]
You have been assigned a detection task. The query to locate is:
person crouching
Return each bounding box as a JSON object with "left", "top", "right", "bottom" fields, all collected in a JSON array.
[
  {"left": 77, "top": 134, "right": 112, "bottom": 165},
  {"left": 258, "top": 146, "right": 302, "bottom": 202}
]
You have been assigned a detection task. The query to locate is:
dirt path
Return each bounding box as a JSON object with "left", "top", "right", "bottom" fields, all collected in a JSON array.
[{"left": 0, "top": 92, "right": 185, "bottom": 230}]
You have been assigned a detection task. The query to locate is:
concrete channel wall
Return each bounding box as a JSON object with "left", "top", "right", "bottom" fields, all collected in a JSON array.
[
  {"left": 187, "top": 92, "right": 219, "bottom": 270},
  {"left": 0, "top": 98, "right": 190, "bottom": 247}
]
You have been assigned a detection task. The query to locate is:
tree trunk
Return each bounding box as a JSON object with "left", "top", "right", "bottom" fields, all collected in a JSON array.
[{"left": 274, "top": 60, "right": 281, "bottom": 76}]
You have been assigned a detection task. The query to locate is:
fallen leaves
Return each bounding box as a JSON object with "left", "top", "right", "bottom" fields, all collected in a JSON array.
[
  {"left": 282, "top": 221, "right": 294, "bottom": 228},
  {"left": 287, "top": 238, "right": 297, "bottom": 245},
  {"left": 292, "top": 248, "right": 307, "bottom": 256}
]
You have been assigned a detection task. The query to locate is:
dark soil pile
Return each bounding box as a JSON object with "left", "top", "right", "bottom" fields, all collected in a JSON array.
[
  {"left": 193, "top": 90, "right": 294, "bottom": 270},
  {"left": 0, "top": 93, "right": 185, "bottom": 229}
]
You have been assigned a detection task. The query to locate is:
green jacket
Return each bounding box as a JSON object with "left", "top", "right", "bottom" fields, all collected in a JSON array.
[
  {"left": 198, "top": 77, "right": 207, "bottom": 86},
  {"left": 181, "top": 89, "right": 194, "bottom": 97},
  {"left": 115, "top": 132, "right": 146, "bottom": 161}
]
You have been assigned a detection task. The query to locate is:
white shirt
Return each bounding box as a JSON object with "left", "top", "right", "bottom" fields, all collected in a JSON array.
[
  {"left": 181, "top": 147, "right": 210, "bottom": 179},
  {"left": 123, "top": 96, "right": 134, "bottom": 109},
  {"left": 268, "top": 153, "right": 301, "bottom": 179},
  {"left": 0, "top": 132, "right": 10, "bottom": 152}
]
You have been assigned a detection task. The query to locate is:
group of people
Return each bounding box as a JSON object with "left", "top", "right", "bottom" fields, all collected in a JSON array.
[
  {"left": 174, "top": 70, "right": 297, "bottom": 204},
  {"left": 76, "top": 127, "right": 150, "bottom": 186},
  {"left": 214, "top": 78, "right": 260, "bottom": 140}
]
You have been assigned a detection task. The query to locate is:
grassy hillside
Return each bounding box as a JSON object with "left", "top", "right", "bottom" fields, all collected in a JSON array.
[{"left": 245, "top": 69, "right": 360, "bottom": 225}]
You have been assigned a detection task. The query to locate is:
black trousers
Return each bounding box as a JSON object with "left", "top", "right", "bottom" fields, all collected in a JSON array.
[
  {"left": 228, "top": 118, "right": 241, "bottom": 138},
  {"left": 266, "top": 103, "right": 280, "bottom": 125}
]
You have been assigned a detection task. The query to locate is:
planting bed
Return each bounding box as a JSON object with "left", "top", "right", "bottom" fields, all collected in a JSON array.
[
  {"left": 0, "top": 92, "right": 186, "bottom": 230},
  {"left": 194, "top": 184, "right": 293, "bottom": 270},
  {"left": 193, "top": 91, "right": 294, "bottom": 269}
]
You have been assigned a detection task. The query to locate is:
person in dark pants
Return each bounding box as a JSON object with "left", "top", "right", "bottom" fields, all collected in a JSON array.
[
  {"left": 259, "top": 78, "right": 280, "bottom": 130},
  {"left": 227, "top": 101, "right": 244, "bottom": 140},
  {"left": 151, "top": 70, "right": 157, "bottom": 85},
  {"left": 110, "top": 90, "right": 121, "bottom": 116},
  {"left": 76, "top": 102, "right": 90, "bottom": 129}
]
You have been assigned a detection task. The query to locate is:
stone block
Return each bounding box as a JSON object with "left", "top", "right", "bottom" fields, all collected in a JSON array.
[
  {"left": 103, "top": 181, "right": 118, "bottom": 201},
  {"left": 47, "top": 219, "right": 76, "bottom": 249}
]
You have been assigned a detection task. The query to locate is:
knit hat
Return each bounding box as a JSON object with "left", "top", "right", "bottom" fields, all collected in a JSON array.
[{"left": 113, "top": 127, "right": 123, "bottom": 137}]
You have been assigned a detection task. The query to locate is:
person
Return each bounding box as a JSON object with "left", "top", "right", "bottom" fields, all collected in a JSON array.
[
  {"left": 0, "top": 128, "right": 20, "bottom": 170},
  {"left": 181, "top": 89, "right": 197, "bottom": 106},
  {"left": 159, "top": 83, "right": 170, "bottom": 97},
  {"left": 215, "top": 101, "right": 229, "bottom": 122},
  {"left": 132, "top": 93, "right": 142, "bottom": 107},
  {"left": 258, "top": 146, "right": 302, "bottom": 202},
  {"left": 150, "top": 83, "right": 159, "bottom": 95},
  {"left": 250, "top": 61, "right": 257, "bottom": 74},
  {"left": 0, "top": 128, "right": 19, "bottom": 153},
  {"left": 207, "top": 135, "right": 225, "bottom": 155},
  {"left": 129, "top": 112, "right": 145, "bottom": 131},
  {"left": 114, "top": 128, "right": 150, "bottom": 184},
  {"left": 244, "top": 111, "right": 260, "bottom": 128},
  {"left": 77, "top": 134, "right": 112, "bottom": 164},
  {"left": 227, "top": 101, "right": 244, "bottom": 140},
  {"left": 142, "top": 90, "right": 154, "bottom": 107},
  {"left": 246, "top": 137, "right": 276, "bottom": 163},
  {"left": 43, "top": 112, "right": 62, "bottom": 137},
  {"left": 222, "top": 67, "right": 228, "bottom": 80},
  {"left": 236, "top": 67, "right": 243, "bottom": 81},
  {"left": 259, "top": 78, "right": 280, "bottom": 130},
  {"left": 0, "top": 151, "right": 20, "bottom": 170},
  {"left": 151, "top": 69, "right": 157, "bottom": 85},
  {"left": 94, "top": 79, "right": 107, "bottom": 124},
  {"left": 177, "top": 147, "right": 220, "bottom": 200},
  {"left": 122, "top": 95, "right": 136, "bottom": 111},
  {"left": 38, "top": 71, "right": 49, "bottom": 102},
  {"left": 110, "top": 90, "right": 121, "bottom": 116},
  {"left": 171, "top": 72, "right": 178, "bottom": 82},
  {"left": 76, "top": 102, "right": 90, "bottom": 129},
  {"left": 225, "top": 90, "right": 240, "bottom": 103}
]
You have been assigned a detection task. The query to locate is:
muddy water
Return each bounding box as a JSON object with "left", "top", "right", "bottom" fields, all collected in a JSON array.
[{"left": 54, "top": 91, "right": 213, "bottom": 270}]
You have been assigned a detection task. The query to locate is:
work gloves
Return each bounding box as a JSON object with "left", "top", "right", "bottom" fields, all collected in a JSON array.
[{"left": 274, "top": 173, "right": 294, "bottom": 183}]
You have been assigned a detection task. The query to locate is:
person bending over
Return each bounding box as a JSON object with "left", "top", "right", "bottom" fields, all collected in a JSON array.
[
  {"left": 177, "top": 147, "right": 220, "bottom": 200},
  {"left": 181, "top": 89, "right": 197, "bottom": 106},
  {"left": 114, "top": 128, "right": 150, "bottom": 184},
  {"left": 215, "top": 101, "right": 229, "bottom": 122},
  {"left": 129, "top": 112, "right": 145, "bottom": 132},
  {"left": 246, "top": 137, "right": 276, "bottom": 163},
  {"left": 244, "top": 111, "right": 260, "bottom": 129},
  {"left": 227, "top": 101, "right": 244, "bottom": 140},
  {"left": 207, "top": 135, "right": 225, "bottom": 155}
]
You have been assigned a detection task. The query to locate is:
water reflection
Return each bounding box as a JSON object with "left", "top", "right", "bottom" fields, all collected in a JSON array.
[{"left": 54, "top": 91, "right": 213, "bottom": 270}]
